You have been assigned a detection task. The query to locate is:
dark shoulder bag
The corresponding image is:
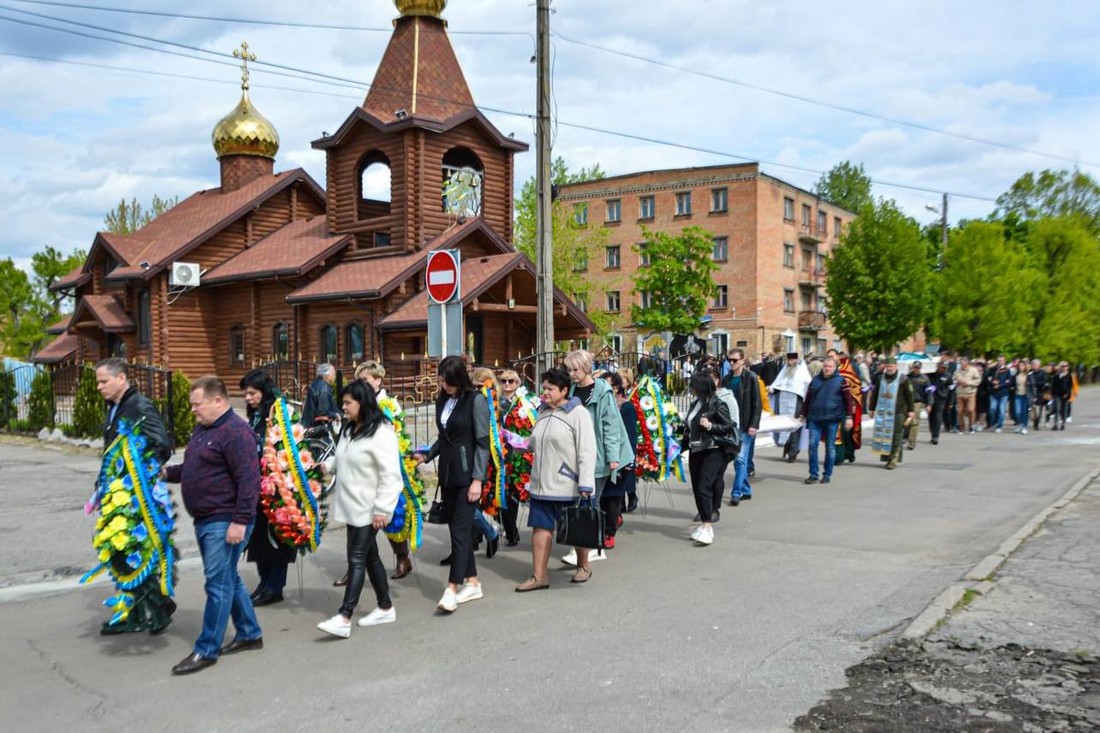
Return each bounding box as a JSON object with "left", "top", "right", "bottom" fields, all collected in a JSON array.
[{"left": 556, "top": 496, "right": 606, "bottom": 549}]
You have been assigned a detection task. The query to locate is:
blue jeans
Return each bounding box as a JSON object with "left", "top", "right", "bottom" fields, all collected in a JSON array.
[
  {"left": 989, "top": 393, "right": 1009, "bottom": 429},
  {"left": 807, "top": 420, "right": 839, "bottom": 479},
  {"left": 194, "top": 520, "right": 262, "bottom": 659},
  {"left": 729, "top": 429, "right": 755, "bottom": 499},
  {"left": 1013, "top": 395, "right": 1030, "bottom": 425}
]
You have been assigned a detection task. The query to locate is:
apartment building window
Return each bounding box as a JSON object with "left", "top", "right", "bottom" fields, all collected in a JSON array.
[
  {"left": 711, "top": 187, "right": 728, "bottom": 213},
  {"left": 675, "top": 191, "right": 692, "bottom": 216},
  {"left": 573, "top": 250, "right": 588, "bottom": 272},
  {"left": 640, "top": 290, "right": 652, "bottom": 309},
  {"left": 638, "top": 242, "right": 650, "bottom": 266},
  {"left": 608, "top": 334, "right": 623, "bottom": 352},
  {"left": 606, "top": 199, "right": 621, "bottom": 223},
  {"left": 572, "top": 292, "right": 588, "bottom": 313},
  {"left": 783, "top": 242, "right": 795, "bottom": 268},
  {"left": 574, "top": 202, "right": 588, "bottom": 225},
  {"left": 801, "top": 289, "right": 813, "bottom": 310},
  {"left": 834, "top": 216, "right": 842, "bottom": 238},
  {"left": 801, "top": 204, "right": 812, "bottom": 229},
  {"left": 712, "top": 236, "right": 729, "bottom": 262},
  {"left": 606, "top": 290, "right": 621, "bottom": 313},
  {"left": 639, "top": 195, "right": 655, "bottom": 220},
  {"left": 783, "top": 197, "right": 795, "bottom": 221},
  {"left": 802, "top": 248, "right": 813, "bottom": 271},
  {"left": 605, "top": 245, "right": 621, "bottom": 269},
  {"left": 817, "top": 210, "right": 827, "bottom": 234},
  {"left": 712, "top": 285, "right": 729, "bottom": 309},
  {"left": 783, "top": 288, "right": 794, "bottom": 313},
  {"left": 816, "top": 252, "right": 825, "bottom": 275}
]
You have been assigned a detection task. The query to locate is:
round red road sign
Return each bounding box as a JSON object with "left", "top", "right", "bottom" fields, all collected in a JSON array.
[{"left": 426, "top": 250, "right": 460, "bottom": 304}]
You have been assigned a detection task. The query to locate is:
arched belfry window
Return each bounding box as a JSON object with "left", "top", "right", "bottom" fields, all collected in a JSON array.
[
  {"left": 358, "top": 151, "right": 392, "bottom": 221},
  {"left": 441, "top": 146, "right": 483, "bottom": 220},
  {"left": 320, "top": 324, "right": 338, "bottom": 364}
]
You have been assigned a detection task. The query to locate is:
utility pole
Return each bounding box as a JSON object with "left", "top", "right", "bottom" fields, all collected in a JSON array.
[
  {"left": 939, "top": 192, "right": 948, "bottom": 255},
  {"left": 535, "top": 0, "right": 554, "bottom": 376}
]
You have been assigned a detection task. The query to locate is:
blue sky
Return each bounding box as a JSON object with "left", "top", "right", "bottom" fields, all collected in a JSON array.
[{"left": 1, "top": 0, "right": 1098, "bottom": 270}]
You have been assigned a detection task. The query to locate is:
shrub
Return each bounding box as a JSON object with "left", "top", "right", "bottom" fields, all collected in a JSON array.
[
  {"left": 27, "top": 370, "right": 54, "bottom": 431},
  {"left": 169, "top": 370, "right": 194, "bottom": 446},
  {"left": 72, "top": 365, "right": 105, "bottom": 439}
]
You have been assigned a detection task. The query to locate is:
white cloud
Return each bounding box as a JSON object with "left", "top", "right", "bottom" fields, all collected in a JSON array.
[{"left": 1, "top": 0, "right": 1098, "bottom": 266}]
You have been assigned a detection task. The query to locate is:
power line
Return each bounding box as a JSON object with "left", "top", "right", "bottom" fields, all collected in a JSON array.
[{"left": 6, "top": 0, "right": 1089, "bottom": 170}]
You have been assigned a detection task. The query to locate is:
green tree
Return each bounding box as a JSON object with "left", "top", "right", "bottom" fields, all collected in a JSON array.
[
  {"left": 824, "top": 199, "right": 929, "bottom": 352},
  {"left": 935, "top": 221, "right": 1040, "bottom": 355},
  {"left": 168, "top": 370, "right": 194, "bottom": 446},
  {"left": 1024, "top": 217, "right": 1100, "bottom": 362},
  {"left": 72, "top": 365, "right": 105, "bottom": 439},
  {"left": 103, "top": 194, "right": 179, "bottom": 234},
  {"left": 813, "top": 161, "right": 873, "bottom": 212},
  {"left": 995, "top": 169, "right": 1100, "bottom": 234},
  {"left": 514, "top": 158, "right": 613, "bottom": 334},
  {"left": 27, "top": 369, "right": 54, "bottom": 431},
  {"left": 0, "top": 259, "right": 36, "bottom": 357},
  {"left": 630, "top": 226, "right": 719, "bottom": 335}
]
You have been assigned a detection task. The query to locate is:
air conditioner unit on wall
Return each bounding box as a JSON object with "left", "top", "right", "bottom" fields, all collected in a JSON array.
[{"left": 170, "top": 262, "right": 201, "bottom": 287}]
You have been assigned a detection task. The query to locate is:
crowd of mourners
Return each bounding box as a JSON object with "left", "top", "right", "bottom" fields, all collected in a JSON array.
[{"left": 87, "top": 346, "right": 1085, "bottom": 674}]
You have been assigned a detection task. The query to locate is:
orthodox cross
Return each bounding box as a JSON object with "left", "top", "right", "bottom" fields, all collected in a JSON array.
[{"left": 232, "top": 42, "right": 257, "bottom": 91}]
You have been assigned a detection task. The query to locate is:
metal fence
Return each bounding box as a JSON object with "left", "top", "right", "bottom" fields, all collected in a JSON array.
[{"left": 0, "top": 362, "right": 173, "bottom": 438}]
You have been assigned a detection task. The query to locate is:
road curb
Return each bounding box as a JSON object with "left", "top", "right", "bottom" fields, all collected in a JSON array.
[{"left": 900, "top": 464, "right": 1100, "bottom": 641}]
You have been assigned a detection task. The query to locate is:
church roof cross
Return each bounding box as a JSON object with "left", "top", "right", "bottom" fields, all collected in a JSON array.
[{"left": 232, "top": 41, "right": 257, "bottom": 91}]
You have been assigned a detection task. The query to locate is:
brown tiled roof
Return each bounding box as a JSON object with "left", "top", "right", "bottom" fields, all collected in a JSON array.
[
  {"left": 77, "top": 169, "right": 323, "bottom": 283},
  {"left": 364, "top": 15, "right": 474, "bottom": 124},
  {"left": 50, "top": 265, "right": 91, "bottom": 292},
  {"left": 31, "top": 333, "right": 79, "bottom": 364},
  {"left": 46, "top": 315, "right": 71, "bottom": 334},
  {"left": 71, "top": 295, "right": 134, "bottom": 333},
  {"left": 379, "top": 251, "right": 596, "bottom": 333},
  {"left": 203, "top": 218, "right": 351, "bottom": 285},
  {"left": 312, "top": 15, "right": 526, "bottom": 153},
  {"left": 285, "top": 250, "right": 426, "bottom": 304}
]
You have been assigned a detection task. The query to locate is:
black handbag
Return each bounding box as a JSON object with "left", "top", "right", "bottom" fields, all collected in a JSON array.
[
  {"left": 713, "top": 428, "right": 742, "bottom": 456},
  {"left": 426, "top": 488, "right": 446, "bottom": 525},
  {"left": 556, "top": 498, "right": 606, "bottom": 549}
]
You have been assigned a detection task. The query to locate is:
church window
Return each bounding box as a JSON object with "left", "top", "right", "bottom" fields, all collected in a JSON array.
[
  {"left": 272, "top": 322, "right": 289, "bottom": 360},
  {"left": 320, "top": 324, "right": 338, "bottom": 364},
  {"left": 229, "top": 325, "right": 245, "bottom": 367},
  {"left": 345, "top": 323, "right": 365, "bottom": 364},
  {"left": 137, "top": 290, "right": 151, "bottom": 346}
]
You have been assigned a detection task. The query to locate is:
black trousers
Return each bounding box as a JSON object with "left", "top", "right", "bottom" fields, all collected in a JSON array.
[
  {"left": 501, "top": 494, "right": 520, "bottom": 543},
  {"left": 339, "top": 525, "right": 390, "bottom": 618},
  {"left": 689, "top": 449, "right": 726, "bottom": 523},
  {"left": 442, "top": 484, "right": 478, "bottom": 585},
  {"left": 600, "top": 495, "right": 622, "bottom": 538},
  {"left": 929, "top": 400, "right": 947, "bottom": 440}
]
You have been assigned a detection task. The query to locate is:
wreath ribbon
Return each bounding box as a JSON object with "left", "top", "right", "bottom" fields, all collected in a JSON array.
[{"left": 274, "top": 398, "right": 321, "bottom": 551}]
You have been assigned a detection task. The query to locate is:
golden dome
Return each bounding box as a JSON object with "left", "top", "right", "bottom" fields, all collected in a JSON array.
[
  {"left": 395, "top": 0, "right": 445, "bottom": 18},
  {"left": 212, "top": 90, "right": 280, "bottom": 160}
]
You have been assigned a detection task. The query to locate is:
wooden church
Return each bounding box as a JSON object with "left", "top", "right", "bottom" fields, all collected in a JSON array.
[{"left": 35, "top": 0, "right": 593, "bottom": 391}]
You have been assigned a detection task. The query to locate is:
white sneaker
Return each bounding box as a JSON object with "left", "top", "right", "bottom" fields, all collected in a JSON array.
[
  {"left": 357, "top": 606, "right": 396, "bottom": 627},
  {"left": 561, "top": 549, "right": 578, "bottom": 566},
  {"left": 695, "top": 526, "right": 714, "bottom": 545},
  {"left": 1066, "top": 417, "right": 1073, "bottom": 424},
  {"left": 562, "top": 549, "right": 606, "bottom": 565},
  {"left": 437, "top": 588, "right": 457, "bottom": 613},
  {"left": 690, "top": 525, "right": 704, "bottom": 541},
  {"left": 995, "top": 428, "right": 1002, "bottom": 434},
  {"left": 317, "top": 615, "right": 351, "bottom": 638},
  {"left": 1022, "top": 428, "right": 1028, "bottom": 435},
  {"left": 455, "top": 583, "right": 484, "bottom": 604}
]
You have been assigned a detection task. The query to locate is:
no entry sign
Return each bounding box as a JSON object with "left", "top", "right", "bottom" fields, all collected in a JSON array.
[{"left": 426, "top": 250, "right": 460, "bottom": 304}]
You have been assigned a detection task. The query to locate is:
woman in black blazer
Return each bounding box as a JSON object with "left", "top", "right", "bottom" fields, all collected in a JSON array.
[{"left": 414, "top": 356, "right": 491, "bottom": 613}]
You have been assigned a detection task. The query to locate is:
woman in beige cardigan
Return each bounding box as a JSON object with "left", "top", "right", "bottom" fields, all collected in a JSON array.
[{"left": 317, "top": 381, "right": 403, "bottom": 638}]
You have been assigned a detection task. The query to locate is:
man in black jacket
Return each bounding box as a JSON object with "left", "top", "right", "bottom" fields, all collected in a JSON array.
[
  {"left": 96, "top": 357, "right": 172, "bottom": 463},
  {"left": 721, "top": 348, "right": 762, "bottom": 504},
  {"left": 926, "top": 361, "right": 953, "bottom": 445},
  {"left": 94, "top": 357, "right": 175, "bottom": 634},
  {"left": 905, "top": 362, "right": 930, "bottom": 450},
  {"left": 301, "top": 363, "right": 340, "bottom": 428}
]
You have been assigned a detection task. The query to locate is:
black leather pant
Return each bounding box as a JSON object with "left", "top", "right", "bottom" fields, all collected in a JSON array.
[{"left": 339, "top": 525, "right": 390, "bottom": 618}]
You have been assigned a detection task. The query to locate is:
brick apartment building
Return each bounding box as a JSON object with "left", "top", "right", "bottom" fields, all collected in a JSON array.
[{"left": 556, "top": 162, "right": 856, "bottom": 358}]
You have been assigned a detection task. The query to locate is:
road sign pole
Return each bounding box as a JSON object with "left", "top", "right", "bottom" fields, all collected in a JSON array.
[{"left": 440, "top": 302, "right": 447, "bottom": 358}]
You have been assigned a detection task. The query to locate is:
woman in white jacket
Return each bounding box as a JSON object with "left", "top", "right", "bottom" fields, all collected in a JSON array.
[{"left": 317, "top": 381, "right": 403, "bottom": 638}]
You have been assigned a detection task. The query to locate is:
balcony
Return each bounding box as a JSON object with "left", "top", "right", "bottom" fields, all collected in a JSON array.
[
  {"left": 798, "top": 224, "right": 822, "bottom": 244},
  {"left": 798, "top": 268, "right": 825, "bottom": 288},
  {"left": 798, "top": 310, "right": 826, "bottom": 331}
]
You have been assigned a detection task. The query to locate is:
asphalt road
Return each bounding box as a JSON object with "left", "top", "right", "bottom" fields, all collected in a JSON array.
[{"left": 1, "top": 392, "right": 1097, "bottom": 732}]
